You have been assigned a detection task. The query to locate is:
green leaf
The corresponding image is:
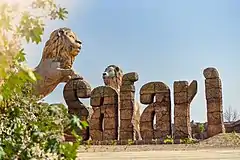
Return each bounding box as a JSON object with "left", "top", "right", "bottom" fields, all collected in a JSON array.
[
  {"left": 0, "top": 146, "right": 5, "bottom": 159},
  {"left": 14, "top": 49, "right": 26, "bottom": 63},
  {"left": 57, "top": 7, "right": 68, "bottom": 20},
  {"left": 71, "top": 115, "right": 82, "bottom": 130},
  {"left": 0, "top": 95, "right": 3, "bottom": 102},
  {"left": 80, "top": 121, "right": 89, "bottom": 129},
  {"left": 27, "top": 70, "right": 37, "bottom": 81}
]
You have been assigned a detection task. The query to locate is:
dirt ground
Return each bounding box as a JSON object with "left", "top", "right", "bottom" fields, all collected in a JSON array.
[
  {"left": 77, "top": 133, "right": 240, "bottom": 159},
  {"left": 78, "top": 148, "right": 240, "bottom": 160}
]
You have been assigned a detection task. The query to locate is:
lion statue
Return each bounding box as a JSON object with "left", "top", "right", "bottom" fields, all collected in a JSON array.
[
  {"left": 33, "top": 27, "right": 83, "bottom": 98},
  {"left": 102, "top": 65, "right": 142, "bottom": 140}
]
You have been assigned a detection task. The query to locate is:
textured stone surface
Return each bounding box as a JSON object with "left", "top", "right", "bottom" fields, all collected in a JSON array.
[
  {"left": 203, "top": 67, "right": 225, "bottom": 137},
  {"left": 120, "top": 72, "right": 139, "bottom": 140},
  {"left": 102, "top": 66, "right": 142, "bottom": 141},
  {"left": 89, "top": 86, "right": 119, "bottom": 141},
  {"left": 173, "top": 80, "right": 197, "bottom": 139},
  {"left": 33, "top": 28, "right": 82, "bottom": 98},
  {"left": 140, "top": 82, "right": 172, "bottom": 140},
  {"left": 63, "top": 78, "right": 92, "bottom": 140}
]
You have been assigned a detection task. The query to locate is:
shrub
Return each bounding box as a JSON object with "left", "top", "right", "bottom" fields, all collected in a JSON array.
[
  {"left": 0, "top": 85, "right": 87, "bottom": 159},
  {"left": 0, "top": 0, "right": 86, "bottom": 159}
]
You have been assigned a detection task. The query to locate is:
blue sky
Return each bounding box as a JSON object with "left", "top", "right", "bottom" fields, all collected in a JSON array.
[{"left": 24, "top": 0, "right": 240, "bottom": 122}]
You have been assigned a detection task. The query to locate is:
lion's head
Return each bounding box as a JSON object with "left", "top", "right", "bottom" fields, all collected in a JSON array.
[
  {"left": 41, "top": 27, "right": 82, "bottom": 69},
  {"left": 102, "top": 65, "right": 123, "bottom": 91}
]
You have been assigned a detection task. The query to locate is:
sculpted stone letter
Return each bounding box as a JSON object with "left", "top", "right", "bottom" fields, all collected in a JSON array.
[
  {"left": 120, "top": 72, "right": 139, "bottom": 140},
  {"left": 102, "top": 65, "right": 142, "bottom": 140},
  {"left": 203, "top": 67, "right": 225, "bottom": 137},
  {"left": 63, "top": 78, "right": 92, "bottom": 141},
  {"left": 174, "top": 80, "right": 197, "bottom": 139},
  {"left": 140, "top": 82, "right": 172, "bottom": 140},
  {"left": 89, "top": 86, "right": 119, "bottom": 140}
]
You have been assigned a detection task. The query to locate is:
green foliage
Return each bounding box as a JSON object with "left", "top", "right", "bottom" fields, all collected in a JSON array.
[
  {"left": 0, "top": 0, "right": 86, "bottom": 159},
  {"left": 0, "top": 0, "right": 68, "bottom": 99},
  {"left": 199, "top": 123, "right": 205, "bottom": 133},
  {"left": 127, "top": 139, "right": 134, "bottom": 145},
  {"left": 180, "top": 138, "right": 195, "bottom": 144},
  {"left": 0, "top": 86, "right": 88, "bottom": 159},
  {"left": 110, "top": 140, "right": 117, "bottom": 145},
  {"left": 163, "top": 135, "right": 174, "bottom": 144}
]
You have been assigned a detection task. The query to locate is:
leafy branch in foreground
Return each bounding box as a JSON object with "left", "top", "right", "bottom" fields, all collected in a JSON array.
[
  {"left": 0, "top": 0, "right": 68, "bottom": 99},
  {"left": 0, "top": 0, "right": 87, "bottom": 159}
]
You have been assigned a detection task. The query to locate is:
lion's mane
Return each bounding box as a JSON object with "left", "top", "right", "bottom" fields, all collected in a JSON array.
[{"left": 40, "top": 27, "right": 81, "bottom": 69}]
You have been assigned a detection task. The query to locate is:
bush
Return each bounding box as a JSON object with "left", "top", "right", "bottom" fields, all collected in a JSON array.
[
  {"left": 0, "top": 85, "right": 87, "bottom": 159},
  {"left": 0, "top": 0, "right": 86, "bottom": 159}
]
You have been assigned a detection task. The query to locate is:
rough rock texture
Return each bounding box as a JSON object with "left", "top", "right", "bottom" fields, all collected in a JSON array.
[
  {"left": 173, "top": 80, "right": 197, "bottom": 139},
  {"left": 33, "top": 28, "right": 82, "bottom": 98},
  {"left": 140, "top": 82, "right": 172, "bottom": 140},
  {"left": 120, "top": 72, "right": 139, "bottom": 140},
  {"left": 63, "top": 78, "right": 92, "bottom": 140},
  {"left": 102, "top": 65, "right": 142, "bottom": 140},
  {"left": 89, "top": 86, "right": 119, "bottom": 140},
  {"left": 203, "top": 67, "right": 225, "bottom": 137}
]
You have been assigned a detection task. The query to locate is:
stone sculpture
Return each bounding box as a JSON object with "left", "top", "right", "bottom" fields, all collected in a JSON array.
[
  {"left": 33, "top": 27, "right": 83, "bottom": 98},
  {"left": 140, "top": 82, "right": 172, "bottom": 140},
  {"left": 173, "top": 80, "right": 197, "bottom": 139},
  {"left": 101, "top": 65, "right": 142, "bottom": 140},
  {"left": 203, "top": 67, "right": 225, "bottom": 137},
  {"left": 89, "top": 86, "right": 119, "bottom": 140},
  {"left": 63, "top": 78, "right": 92, "bottom": 140}
]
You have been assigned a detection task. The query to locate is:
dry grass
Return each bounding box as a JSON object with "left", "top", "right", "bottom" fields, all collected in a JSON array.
[{"left": 200, "top": 132, "right": 240, "bottom": 147}]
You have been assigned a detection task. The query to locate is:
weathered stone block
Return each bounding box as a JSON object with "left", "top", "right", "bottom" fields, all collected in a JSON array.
[
  {"left": 140, "top": 121, "right": 153, "bottom": 131},
  {"left": 120, "top": 85, "right": 135, "bottom": 92},
  {"left": 120, "top": 131, "right": 133, "bottom": 140},
  {"left": 90, "top": 130, "right": 103, "bottom": 141},
  {"left": 205, "top": 88, "right": 222, "bottom": 100},
  {"left": 103, "top": 129, "right": 117, "bottom": 140},
  {"left": 174, "top": 91, "right": 188, "bottom": 104},
  {"left": 174, "top": 81, "right": 188, "bottom": 93},
  {"left": 203, "top": 67, "right": 225, "bottom": 138},
  {"left": 103, "top": 96, "right": 118, "bottom": 105},
  {"left": 120, "top": 100, "right": 134, "bottom": 109},
  {"left": 141, "top": 130, "right": 154, "bottom": 140},
  {"left": 205, "top": 78, "right": 222, "bottom": 89},
  {"left": 174, "top": 116, "right": 190, "bottom": 127},
  {"left": 174, "top": 104, "right": 189, "bottom": 117},
  {"left": 207, "top": 112, "right": 223, "bottom": 125},
  {"left": 207, "top": 124, "right": 225, "bottom": 137},
  {"left": 104, "top": 106, "right": 117, "bottom": 118},
  {"left": 120, "top": 109, "right": 133, "bottom": 120},
  {"left": 120, "top": 119, "right": 133, "bottom": 132},
  {"left": 120, "top": 92, "right": 134, "bottom": 100},
  {"left": 203, "top": 67, "right": 220, "bottom": 79},
  {"left": 207, "top": 101, "right": 223, "bottom": 112},
  {"left": 140, "top": 82, "right": 172, "bottom": 140},
  {"left": 173, "top": 80, "right": 197, "bottom": 140},
  {"left": 140, "top": 105, "right": 154, "bottom": 122},
  {"left": 90, "top": 118, "right": 101, "bottom": 130},
  {"left": 140, "top": 94, "right": 154, "bottom": 104},
  {"left": 90, "top": 97, "right": 103, "bottom": 107},
  {"left": 155, "top": 93, "right": 170, "bottom": 103},
  {"left": 104, "top": 118, "right": 116, "bottom": 129},
  {"left": 122, "top": 72, "right": 139, "bottom": 82}
]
